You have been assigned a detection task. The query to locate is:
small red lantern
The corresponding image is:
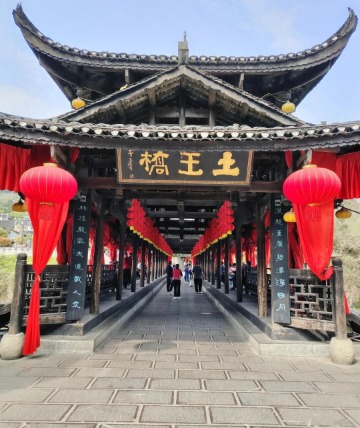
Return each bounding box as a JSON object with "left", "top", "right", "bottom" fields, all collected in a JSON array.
[
  {"left": 20, "top": 163, "right": 77, "bottom": 219},
  {"left": 283, "top": 164, "right": 341, "bottom": 221}
]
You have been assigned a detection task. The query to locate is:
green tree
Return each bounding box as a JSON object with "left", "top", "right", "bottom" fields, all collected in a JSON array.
[{"left": 0, "top": 227, "right": 8, "bottom": 238}]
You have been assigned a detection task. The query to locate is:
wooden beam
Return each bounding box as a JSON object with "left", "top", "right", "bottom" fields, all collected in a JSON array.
[
  {"left": 156, "top": 107, "right": 209, "bottom": 119},
  {"left": 114, "top": 102, "right": 126, "bottom": 122},
  {"left": 209, "top": 89, "right": 217, "bottom": 126},
  {"left": 147, "top": 88, "right": 156, "bottom": 125},
  {"left": 239, "top": 103, "right": 250, "bottom": 120},
  {"left": 125, "top": 69, "right": 133, "bottom": 85},
  {"left": 179, "top": 79, "right": 186, "bottom": 127},
  {"left": 238, "top": 73, "right": 245, "bottom": 90},
  {"left": 149, "top": 211, "right": 216, "bottom": 219},
  {"left": 77, "top": 176, "right": 283, "bottom": 193}
]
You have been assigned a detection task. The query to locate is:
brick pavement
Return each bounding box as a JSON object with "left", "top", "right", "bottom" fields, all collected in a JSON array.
[{"left": 0, "top": 282, "right": 359, "bottom": 427}]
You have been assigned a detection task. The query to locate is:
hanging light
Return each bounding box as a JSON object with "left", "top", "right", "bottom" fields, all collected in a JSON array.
[
  {"left": 71, "top": 97, "right": 86, "bottom": 110},
  {"left": 283, "top": 164, "right": 341, "bottom": 221},
  {"left": 19, "top": 163, "right": 78, "bottom": 220},
  {"left": 335, "top": 207, "right": 352, "bottom": 219},
  {"left": 12, "top": 198, "right": 27, "bottom": 212},
  {"left": 281, "top": 100, "right": 296, "bottom": 114},
  {"left": 283, "top": 208, "right": 296, "bottom": 223}
]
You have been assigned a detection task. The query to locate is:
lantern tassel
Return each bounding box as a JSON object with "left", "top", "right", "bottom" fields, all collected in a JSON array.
[
  {"left": 304, "top": 204, "right": 321, "bottom": 222},
  {"left": 38, "top": 202, "right": 55, "bottom": 221}
]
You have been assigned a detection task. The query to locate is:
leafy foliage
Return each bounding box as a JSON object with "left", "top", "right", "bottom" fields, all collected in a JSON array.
[
  {"left": 0, "top": 227, "right": 8, "bottom": 238},
  {"left": 0, "top": 191, "right": 20, "bottom": 213},
  {"left": 0, "top": 237, "right": 12, "bottom": 247},
  {"left": 0, "top": 255, "right": 16, "bottom": 302},
  {"left": 334, "top": 200, "right": 360, "bottom": 309}
]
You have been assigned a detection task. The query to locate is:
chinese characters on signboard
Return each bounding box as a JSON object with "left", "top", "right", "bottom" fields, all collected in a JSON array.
[
  {"left": 66, "top": 194, "right": 91, "bottom": 321},
  {"left": 270, "top": 196, "right": 290, "bottom": 324},
  {"left": 117, "top": 149, "right": 253, "bottom": 186}
]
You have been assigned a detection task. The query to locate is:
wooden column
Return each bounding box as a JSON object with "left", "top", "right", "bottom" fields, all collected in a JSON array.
[
  {"left": 235, "top": 219, "right": 243, "bottom": 303},
  {"left": 8, "top": 253, "right": 27, "bottom": 334},
  {"left": 211, "top": 245, "right": 216, "bottom": 285},
  {"left": 140, "top": 240, "right": 146, "bottom": 288},
  {"left": 257, "top": 202, "right": 267, "bottom": 317},
  {"left": 131, "top": 234, "right": 138, "bottom": 292},
  {"left": 216, "top": 239, "right": 221, "bottom": 288},
  {"left": 332, "top": 258, "right": 347, "bottom": 340},
  {"left": 224, "top": 237, "right": 229, "bottom": 294},
  {"left": 146, "top": 245, "right": 151, "bottom": 284},
  {"left": 151, "top": 246, "right": 155, "bottom": 282},
  {"left": 116, "top": 223, "right": 126, "bottom": 300},
  {"left": 90, "top": 198, "right": 106, "bottom": 314},
  {"left": 206, "top": 248, "right": 211, "bottom": 281}
]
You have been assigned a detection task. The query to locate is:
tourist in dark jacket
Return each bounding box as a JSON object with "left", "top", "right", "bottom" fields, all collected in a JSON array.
[
  {"left": 165, "top": 261, "right": 173, "bottom": 293},
  {"left": 192, "top": 262, "right": 204, "bottom": 294}
]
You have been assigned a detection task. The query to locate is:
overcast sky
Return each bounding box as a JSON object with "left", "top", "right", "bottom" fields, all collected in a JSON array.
[{"left": 0, "top": 0, "right": 359, "bottom": 125}]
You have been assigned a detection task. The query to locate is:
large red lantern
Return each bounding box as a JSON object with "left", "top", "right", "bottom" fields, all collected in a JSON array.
[
  {"left": 283, "top": 164, "right": 340, "bottom": 221},
  {"left": 20, "top": 162, "right": 77, "bottom": 203},
  {"left": 20, "top": 163, "right": 77, "bottom": 219}
]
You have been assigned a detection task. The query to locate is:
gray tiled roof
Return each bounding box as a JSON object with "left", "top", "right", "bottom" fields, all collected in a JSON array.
[
  {"left": 1, "top": 112, "right": 359, "bottom": 152},
  {"left": 13, "top": 5, "right": 357, "bottom": 71}
]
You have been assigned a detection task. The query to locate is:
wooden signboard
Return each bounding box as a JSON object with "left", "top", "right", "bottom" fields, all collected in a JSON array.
[
  {"left": 117, "top": 149, "right": 253, "bottom": 186},
  {"left": 66, "top": 193, "right": 91, "bottom": 321},
  {"left": 270, "top": 195, "right": 291, "bottom": 324}
]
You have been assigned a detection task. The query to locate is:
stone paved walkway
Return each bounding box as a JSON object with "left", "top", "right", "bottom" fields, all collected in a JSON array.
[{"left": 0, "top": 282, "right": 360, "bottom": 427}]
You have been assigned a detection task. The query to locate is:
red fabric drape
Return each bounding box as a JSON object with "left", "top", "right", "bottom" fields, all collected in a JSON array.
[
  {"left": 89, "top": 224, "right": 96, "bottom": 265},
  {"left": 285, "top": 151, "right": 293, "bottom": 169},
  {"left": 287, "top": 223, "right": 304, "bottom": 269},
  {"left": 312, "top": 150, "right": 360, "bottom": 199},
  {"left": 28, "top": 145, "right": 51, "bottom": 169},
  {"left": 23, "top": 198, "right": 69, "bottom": 355},
  {"left": 56, "top": 214, "right": 74, "bottom": 265},
  {"left": 0, "top": 143, "right": 31, "bottom": 192},
  {"left": 311, "top": 151, "right": 337, "bottom": 172},
  {"left": 293, "top": 201, "right": 334, "bottom": 280},
  {"left": 336, "top": 152, "right": 360, "bottom": 199},
  {"left": 265, "top": 231, "right": 270, "bottom": 267}
]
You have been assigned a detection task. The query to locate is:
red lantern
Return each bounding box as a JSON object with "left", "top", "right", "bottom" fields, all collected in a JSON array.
[
  {"left": 20, "top": 163, "right": 77, "bottom": 203},
  {"left": 283, "top": 165, "right": 341, "bottom": 221},
  {"left": 20, "top": 163, "right": 77, "bottom": 219}
]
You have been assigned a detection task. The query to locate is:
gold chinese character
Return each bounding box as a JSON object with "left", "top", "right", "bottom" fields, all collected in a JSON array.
[
  {"left": 139, "top": 151, "right": 169, "bottom": 175},
  {"left": 178, "top": 152, "right": 203, "bottom": 176},
  {"left": 212, "top": 152, "right": 239, "bottom": 176}
]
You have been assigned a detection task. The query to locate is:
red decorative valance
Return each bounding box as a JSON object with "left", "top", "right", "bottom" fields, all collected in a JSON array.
[
  {"left": 0, "top": 143, "right": 31, "bottom": 192},
  {"left": 312, "top": 151, "right": 360, "bottom": 199}
]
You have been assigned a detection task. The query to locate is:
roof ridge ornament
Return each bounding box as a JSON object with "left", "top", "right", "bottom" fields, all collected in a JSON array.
[{"left": 178, "top": 31, "right": 189, "bottom": 65}]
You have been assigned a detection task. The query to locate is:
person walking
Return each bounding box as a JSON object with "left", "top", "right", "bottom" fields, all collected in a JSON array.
[
  {"left": 192, "top": 261, "right": 204, "bottom": 294},
  {"left": 123, "top": 252, "right": 132, "bottom": 289},
  {"left": 165, "top": 260, "right": 173, "bottom": 294},
  {"left": 171, "top": 263, "right": 182, "bottom": 299}
]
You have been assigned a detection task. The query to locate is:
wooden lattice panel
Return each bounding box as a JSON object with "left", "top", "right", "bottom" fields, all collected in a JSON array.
[
  {"left": 24, "top": 266, "right": 70, "bottom": 316},
  {"left": 289, "top": 270, "right": 334, "bottom": 323}
]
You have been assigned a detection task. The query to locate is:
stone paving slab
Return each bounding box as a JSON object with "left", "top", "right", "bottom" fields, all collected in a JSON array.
[
  {"left": 140, "top": 405, "right": 206, "bottom": 424},
  {"left": 210, "top": 406, "right": 280, "bottom": 425},
  {"left": 237, "top": 391, "right": 301, "bottom": 406},
  {"left": 0, "top": 404, "right": 71, "bottom": 421},
  {"left": 277, "top": 407, "right": 354, "bottom": 426},
  {"left": 113, "top": 389, "right": 173, "bottom": 404},
  {"left": 0, "top": 388, "right": 54, "bottom": 402},
  {"left": 24, "top": 424, "right": 96, "bottom": 428},
  {"left": 49, "top": 389, "right": 114, "bottom": 403},
  {"left": 33, "top": 377, "right": 93, "bottom": 389},
  {"left": 0, "top": 281, "right": 359, "bottom": 426},
  {"left": 67, "top": 404, "right": 138, "bottom": 422}
]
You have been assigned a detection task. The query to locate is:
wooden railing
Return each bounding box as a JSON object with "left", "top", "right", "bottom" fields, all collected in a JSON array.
[{"left": 8, "top": 254, "right": 118, "bottom": 331}]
